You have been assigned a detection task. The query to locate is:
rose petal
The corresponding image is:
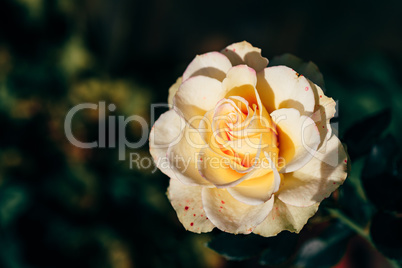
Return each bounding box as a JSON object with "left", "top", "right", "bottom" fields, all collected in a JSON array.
[
  {"left": 253, "top": 197, "right": 319, "bottom": 237},
  {"left": 202, "top": 188, "right": 274, "bottom": 234},
  {"left": 167, "top": 178, "right": 215, "bottom": 233},
  {"left": 199, "top": 99, "right": 273, "bottom": 149},
  {"left": 173, "top": 75, "right": 225, "bottom": 128},
  {"left": 167, "top": 124, "right": 212, "bottom": 186},
  {"left": 168, "top": 77, "right": 183, "bottom": 106},
  {"left": 256, "top": 66, "right": 316, "bottom": 115},
  {"left": 221, "top": 41, "right": 268, "bottom": 72},
  {"left": 222, "top": 65, "right": 269, "bottom": 122},
  {"left": 277, "top": 134, "right": 348, "bottom": 207},
  {"left": 227, "top": 156, "right": 281, "bottom": 205},
  {"left": 309, "top": 81, "right": 336, "bottom": 149},
  {"left": 198, "top": 136, "right": 271, "bottom": 188},
  {"left": 149, "top": 109, "right": 186, "bottom": 178},
  {"left": 197, "top": 145, "right": 240, "bottom": 185},
  {"left": 310, "top": 82, "right": 336, "bottom": 122},
  {"left": 223, "top": 65, "right": 257, "bottom": 98},
  {"left": 271, "top": 108, "right": 321, "bottom": 173},
  {"left": 182, "top": 51, "right": 232, "bottom": 82}
]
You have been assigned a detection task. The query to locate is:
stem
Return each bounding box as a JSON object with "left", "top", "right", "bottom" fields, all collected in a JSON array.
[
  {"left": 327, "top": 208, "right": 400, "bottom": 268},
  {"left": 326, "top": 208, "right": 370, "bottom": 240}
]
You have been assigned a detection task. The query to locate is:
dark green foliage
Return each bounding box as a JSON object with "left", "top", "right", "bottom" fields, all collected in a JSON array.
[
  {"left": 361, "top": 135, "right": 402, "bottom": 213},
  {"left": 338, "top": 179, "right": 372, "bottom": 226},
  {"left": 207, "top": 232, "right": 298, "bottom": 264},
  {"left": 258, "top": 232, "right": 298, "bottom": 266},
  {"left": 294, "top": 222, "right": 353, "bottom": 268},
  {"left": 343, "top": 109, "right": 392, "bottom": 159},
  {"left": 208, "top": 233, "right": 269, "bottom": 261},
  {"left": 370, "top": 211, "right": 402, "bottom": 262}
]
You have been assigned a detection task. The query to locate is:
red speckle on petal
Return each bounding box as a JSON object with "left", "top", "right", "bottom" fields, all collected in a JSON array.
[
  {"left": 221, "top": 200, "right": 225, "bottom": 204},
  {"left": 206, "top": 217, "right": 208, "bottom": 220},
  {"left": 201, "top": 214, "right": 203, "bottom": 217},
  {"left": 219, "top": 210, "right": 221, "bottom": 212},
  {"left": 322, "top": 126, "right": 325, "bottom": 128},
  {"left": 344, "top": 160, "right": 347, "bottom": 163},
  {"left": 193, "top": 214, "right": 196, "bottom": 216},
  {"left": 233, "top": 48, "right": 236, "bottom": 52},
  {"left": 320, "top": 95, "right": 323, "bottom": 98},
  {"left": 190, "top": 222, "right": 194, "bottom": 226},
  {"left": 305, "top": 87, "right": 309, "bottom": 91},
  {"left": 185, "top": 206, "right": 189, "bottom": 211},
  {"left": 220, "top": 206, "right": 223, "bottom": 209}
]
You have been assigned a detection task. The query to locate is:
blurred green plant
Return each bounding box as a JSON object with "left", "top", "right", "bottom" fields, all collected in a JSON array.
[{"left": 0, "top": 1, "right": 220, "bottom": 268}]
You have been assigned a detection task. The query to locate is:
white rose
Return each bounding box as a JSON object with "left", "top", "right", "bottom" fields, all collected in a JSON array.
[{"left": 149, "top": 41, "right": 347, "bottom": 236}]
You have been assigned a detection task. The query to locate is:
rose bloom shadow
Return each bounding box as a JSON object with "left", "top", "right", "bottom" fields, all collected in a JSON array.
[{"left": 149, "top": 41, "right": 347, "bottom": 237}]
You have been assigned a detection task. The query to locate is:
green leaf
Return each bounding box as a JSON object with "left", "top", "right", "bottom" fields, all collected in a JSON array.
[
  {"left": 294, "top": 221, "right": 353, "bottom": 268},
  {"left": 338, "top": 179, "right": 372, "bottom": 226},
  {"left": 259, "top": 232, "right": 298, "bottom": 266},
  {"left": 207, "top": 233, "right": 268, "bottom": 261},
  {"left": 361, "top": 135, "right": 402, "bottom": 213},
  {"left": 269, "top": 53, "right": 325, "bottom": 89},
  {"left": 343, "top": 109, "right": 392, "bottom": 159},
  {"left": 370, "top": 211, "right": 402, "bottom": 262}
]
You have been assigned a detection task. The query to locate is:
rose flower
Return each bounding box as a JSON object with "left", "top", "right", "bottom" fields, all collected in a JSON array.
[{"left": 149, "top": 41, "right": 347, "bottom": 237}]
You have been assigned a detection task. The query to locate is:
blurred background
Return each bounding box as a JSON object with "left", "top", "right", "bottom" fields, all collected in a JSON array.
[{"left": 0, "top": 0, "right": 401, "bottom": 267}]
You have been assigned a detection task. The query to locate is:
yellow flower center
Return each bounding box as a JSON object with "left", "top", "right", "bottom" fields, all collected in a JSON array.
[{"left": 207, "top": 96, "right": 278, "bottom": 171}]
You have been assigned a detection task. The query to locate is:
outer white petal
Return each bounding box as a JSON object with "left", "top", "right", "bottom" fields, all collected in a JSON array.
[
  {"left": 221, "top": 41, "right": 268, "bottom": 72},
  {"left": 182, "top": 51, "right": 232, "bottom": 82},
  {"left": 167, "top": 124, "right": 212, "bottom": 186},
  {"left": 277, "top": 134, "right": 348, "bottom": 207},
  {"left": 149, "top": 109, "right": 185, "bottom": 178},
  {"left": 167, "top": 178, "right": 215, "bottom": 233},
  {"left": 309, "top": 81, "right": 337, "bottom": 149},
  {"left": 271, "top": 108, "right": 321, "bottom": 173},
  {"left": 168, "top": 77, "right": 182, "bottom": 106},
  {"left": 310, "top": 82, "right": 336, "bottom": 122},
  {"left": 173, "top": 75, "right": 225, "bottom": 127},
  {"left": 253, "top": 197, "right": 319, "bottom": 237},
  {"left": 202, "top": 188, "right": 274, "bottom": 234},
  {"left": 256, "top": 66, "right": 316, "bottom": 115}
]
